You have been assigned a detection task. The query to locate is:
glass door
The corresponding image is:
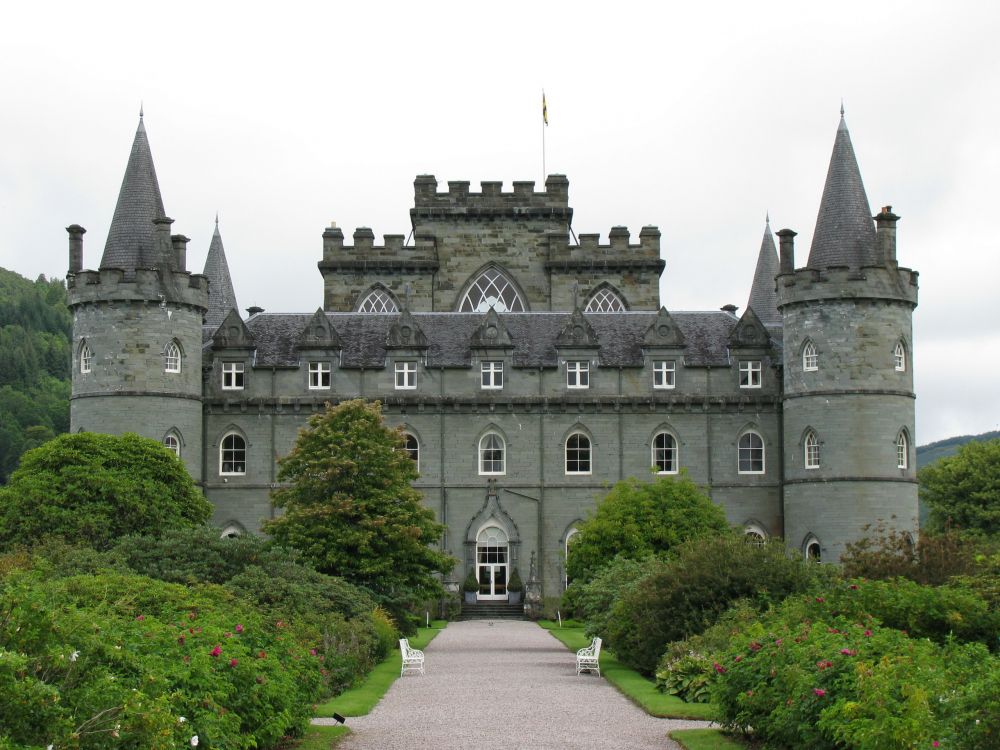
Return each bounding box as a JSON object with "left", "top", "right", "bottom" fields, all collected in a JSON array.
[{"left": 476, "top": 526, "right": 509, "bottom": 600}]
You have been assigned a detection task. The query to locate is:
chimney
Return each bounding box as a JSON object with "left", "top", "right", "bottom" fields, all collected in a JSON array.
[
  {"left": 322, "top": 223, "right": 344, "bottom": 261},
  {"left": 171, "top": 234, "right": 190, "bottom": 271},
  {"left": 776, "top": 228, "right": 797, "bottom": 274},
  {"left": 153, "top": 216, "right": 174, "bottom": 269},
  {"left": 874, "top": 206, "right": 900, "bottom": 265},
  {"left": 721, "top": 304, "right": 738, "bottom": 314},
  {"left": 66, "top": 224, "right": 86, "bottom": 273}
]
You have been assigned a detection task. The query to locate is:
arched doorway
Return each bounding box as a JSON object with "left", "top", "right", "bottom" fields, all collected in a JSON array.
[{"left": 477, "top": 526, "right": 509, "bottom": 600}]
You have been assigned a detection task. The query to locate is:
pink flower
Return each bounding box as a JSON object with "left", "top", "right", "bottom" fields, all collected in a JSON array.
[
  {"left": 849, "top": 584, "right": 859, "bottom": 590},
  {"left": 840, "top": 648, "right": 857, "bottom": 656},
  {"left": 210, "top": 645, "right": 221, "bottom": 657},
  {"left": 235, "top": 624, "right": 244, "bottom": 634},
  {"left": 774, "top": 639, "right": 783, "bottom": 647},
  {"left": 749, "top": 641, "right": 762, "bottom": 652},
  {"left": 310, "top": 648, "right": 318, "bottom": 657},
  {"left": 813, "top": 688, "right": 826, "bottom": 697},
  {"left": 258, "top": 650, "right": 267, "bottom": 659},
  {"left": 229, "top": 658, "right": 238, "bottom": 667},
  {"left": 863, "top": 629, "right": 873, "bottom": 638},
  {"left": 933, "top": 742, "right": 940, "bottom": 748},
  {"left": 136, "top": 615, "right": 145, "bottom": 621},
  {"left": 817, "top": 660, "right": 834, "bottom": 670},
  {"left": 815, "top": 597, "right": 825, "bottom": 603},
  {"left": 734, "top": 655, "right": 743, "bottom": 662},
  {"left": 713, "top": 662, "right": 726, "bottom": 674}
]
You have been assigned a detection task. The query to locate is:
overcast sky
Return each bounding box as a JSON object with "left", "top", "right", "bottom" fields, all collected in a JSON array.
[{"left": 1, "top": 1, "right": 997, "bottom": 445}]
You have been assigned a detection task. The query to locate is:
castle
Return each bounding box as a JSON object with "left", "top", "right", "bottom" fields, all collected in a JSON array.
[{"left": 65, "top": 111, "right": 919, "bottom": 599}]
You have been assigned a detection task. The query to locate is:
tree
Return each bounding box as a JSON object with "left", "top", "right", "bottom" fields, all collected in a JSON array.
[
  {"left": 0, "top": 432, "right": 210, "bottom": 551},
  {"left": 264, "top": 399, "right": 453, "bottom": 600},
  {"left": 566, "top": 473, "right": 730, "bottom": 584},
  {"left": 920, "top": 438, "right": 1000, "bottom": 535}
]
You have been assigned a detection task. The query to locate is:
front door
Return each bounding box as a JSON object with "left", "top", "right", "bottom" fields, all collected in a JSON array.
[{"left": 476, "top": 526, "right": 509, "bottom": 601}]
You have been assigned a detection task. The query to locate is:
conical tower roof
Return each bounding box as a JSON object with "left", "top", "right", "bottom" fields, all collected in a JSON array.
[
  {"left": 747, "top": 216, "right": 781, "bottom": 325},
  {"left": 100, "top": 112, "right": 166, "bottom": 272},
  {"left": 203, "top": 217, "right": 240, "bottom": 329},
  {"left": 807, "top": 110, "right": 878, "bottom": 269}
]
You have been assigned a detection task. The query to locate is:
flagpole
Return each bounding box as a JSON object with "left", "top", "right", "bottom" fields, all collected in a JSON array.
[{"left": 542, "top": 89, "right": 547, "bottom": 182}]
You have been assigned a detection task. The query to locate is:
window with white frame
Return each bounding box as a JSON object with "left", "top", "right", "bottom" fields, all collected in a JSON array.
[
  {"left": 308, "top": 361, "right": 331, "bottom": 389},
  {"left": 744, "top": 525, "right": 767, "bottom": 546},
  {"left": 566, "top": 361, "right": 590, "bottom": 389},
  {"left": 403, "top": 433, "right": 419, "bottom": 470},
  {"left": 738, "top": 431, "right": 765, "bottom": 474},
  {"left": 896, "top": 431, "right": 908, "bottom": 469},
  {"left": 222, "top": 362, "right": 245, "bottom": 390},
  {"left": 804, "top": 536, "right": 822, "bottom": 562},
  {"left": 163, "top": 433, "right": 181, "bottom": 458},
  {"left": 220, "top": 433, "right": 246, "bottom": 475},
  {"left": 481, "top": 360, "right": 504, "bottom": 389},
  {"left": 652, "top": 432, "right": 678, "bottom": 473},
  {"left": 358, "top": 287, "right": 398, "bottom": 313},
  {"left": 585, "top": 287, "right": 626, "bottom": 312},
  {"left": 802, "top": 341, "right": 818, "bottom": 372},
  {"left": 739, "top": 361, "right": 762, "bottom": 388},
  {"left": 459, "top": 267, "right": 526, "bottom": 312},
  {"left": 653, "top": 360, "right": 676, "bottom": 389},
  {"left": 804, "top": 431, "right": 820, "bottom": 469},
  {"left": 565, "top": 433, "right": 592, "bottom": 474},
  {"left": 164, "top": 341, "right": 181, "bottom": 373},
  {"left": 394, "top": 361, "right": 416, "bottom": 389},
  {"left": 79, "top": 342, "right": 93, "bottom": 374},
  {"left": 479, "top": 433, "right": 505, "bottom": 475},
  {"left": 894, "top": 341, "right": 906, "bottom": 372}
]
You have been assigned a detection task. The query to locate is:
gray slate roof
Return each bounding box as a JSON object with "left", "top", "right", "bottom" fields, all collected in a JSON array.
[
  {"left": 807, "top": 114, "right": 878, "bottom": 269},
  {"left": 203, "top": 220, "right": 240, "bottom": 329},
  {"left": 747, "top": 219, "right": 781, "bottom": 325},
  {"left": 236, "top": 311, "right": 774, "bottom": 369},
  {"left": 100, "top": 115, "right": 166, "bottom": 273}
]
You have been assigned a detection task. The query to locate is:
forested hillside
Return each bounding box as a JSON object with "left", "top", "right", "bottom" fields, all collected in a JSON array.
[
  {"left": 0, "top": 266, "right": 71, "bottom": 482},
  {"left": 917, "top": 430, "right": 1000, "bottom": 468}
]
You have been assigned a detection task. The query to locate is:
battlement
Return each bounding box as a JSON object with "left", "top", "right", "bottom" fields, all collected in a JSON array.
[
  {"left": 410, "top": 174, "right": 572, "bottom": 221},
  {"left": 546, "top": 226, "right": 663, "bottom": 271},
  {"left": 67, "top": 267, "right": 210, "bottom": 310},
  {"left": 319, "top": 225, "right": 440, "bottom": 272},
  {"left": 776, "top": 263, "right": 919, "bottom": 309}
]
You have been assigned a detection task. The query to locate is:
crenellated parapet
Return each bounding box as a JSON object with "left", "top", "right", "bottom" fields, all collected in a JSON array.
[
  {"left": 546, "top": 226, "right": 663, "bottom": 272},
  {"left": 410, "top": 174, "right": 572, "bottom": 221},
  {"left": 318, "top": 225, "right": 439, "bottom": 273},
  {"left": 776, "top": 263, "right": 918, "bottom": 310},
  {"left": 67, "top": 266, "right": 209, "bottom": 312}
]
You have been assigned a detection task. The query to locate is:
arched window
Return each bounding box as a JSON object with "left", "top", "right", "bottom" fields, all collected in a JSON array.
[
  {"left": 803, "top": 534, "right": 822, "bottom": 562},
  {"left": 476, "top": 526, "right": 509, "bottom": 599},
  {"left": 357, "top": 287, "right": 399, "bottom": 313},
  {"left": 402, "top": 432, "right": 419, "bottom": 470},
  {"left": 893, "top": 341, "right": 906, "bottom": 372},
  {"left": 652, "top": 432, "right": 678, "bottom": 474},
  {"left": 585, "top": 287, "right": 626, "bottom": 312},
  {"left": 163, "top": 431, "right": 181, "bottom": 458},
  {"left": 738, "top": 431, "right": 765, "bottom": 474},
  {"left": 802, "top": 340, "right": 818, "bottom": 371},
  {"left": 79, "top": 341, "right": 93, "bottom": 374},
  {"left": 164, "top": 340, "right": 181, "bottom": 373},
  {"left": 220, "top": 523, "right": 245, "bottom": 539},
  {"left": 565, "top": 433, "right": 592, "bottom": 475},
  {"left": 744, "top": 524, "right": 767, "bottom": 546},
  {"left": 896, "top": 431, "right": 909, "bottom": 469},
  {"left": 479, "top": 433, "right": 505, "bottom": 475},
  {"left": 804, "top": 431, "right": 820, "bottom": 469},
  {"left": 459, "top": 268, "right": 525, "bottom": 312},
  {"left": 220, "top": 433, "right": 246, "bottom": 475}
]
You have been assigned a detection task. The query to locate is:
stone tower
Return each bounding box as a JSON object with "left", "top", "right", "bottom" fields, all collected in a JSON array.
[
  {"left": 777, "top": 111, "right": 919, "bottom": 561},
  {"left": 66, "top": 113, "right": 209, "bottom": 480}
]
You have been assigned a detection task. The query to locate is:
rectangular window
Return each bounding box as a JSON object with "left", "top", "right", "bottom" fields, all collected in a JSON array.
[
  {"left": 653, "top": 360, "right": 676, "bottom": 389},
  {"left": 481, "top": 361, "right": 504, "bottom": 389},
  {"left": 395, "top": 361, "right": 416, "bottom": 390},
  {"left": 566, "top": 361, "right": 590, "bottom": 389},
  {"left": 222, "top": 362, "right": 245, "bottom": 390},
  {"left": 739, "top": 361, "right": 762, "bottom": 389},
  {"left": 308, "top": 361, "right": 331, "bottom": 389}
]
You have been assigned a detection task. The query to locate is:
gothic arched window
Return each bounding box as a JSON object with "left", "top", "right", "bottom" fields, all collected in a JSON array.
[
  {"left": 358, "top": 287, "right": 399, "bottom": 313},
  {"left": 738, "top": 431, "right": 765, "bottom": 474},
  {"left": 802, "top": 340, "right": 818, "bottom": 371},
  {"left": 163, "top": 431, "right": 181, "bottom": 458},
  {"left": 652, "top": 432, "right": 678, "bottom": 474},
  {"left": 804, "top": 431, "right": 820, "bottom": 469},
  {"left": 459, "top": 268, "right": 525, "bottom": 312},
  {"left": 79, "top": 341, "right": 93, "bottom": 374},
  {"left": 403, "top": 432, "right": 419, "bottom": 470},
  {"left": 585, "top": 287, "right": 626, "bottom": 312},
  {"left": 479, "top": 433, "right": 505, "bottom": 475},
  {"left": 164, "top": 340, "right": 182, "bottom": 373},
  {"left": 894, "top": 341, "right": 907, "bottom": 372},
  {"left": 896, "top": 430, "right": 909, "bottom": 469},
  {"left": 565, "top": 433, "right": 592, "bottom": 475},
  {"left": 220, "top": 432, "right": 247, "bottom": 475}
]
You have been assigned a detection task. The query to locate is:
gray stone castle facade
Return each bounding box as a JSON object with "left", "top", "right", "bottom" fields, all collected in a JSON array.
[{"left": 66, "top": 111, "right": 919, "bottom": 599}]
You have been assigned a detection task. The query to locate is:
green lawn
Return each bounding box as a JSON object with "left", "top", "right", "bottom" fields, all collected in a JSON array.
[
  {"left": 537, "top": 620, "right": 717, "bottom": 721},
  {"left": 314, "top": 622, "right": 446, "bottom": 718},
  {"left": 283, "top": 725, "right": 351, "bottom": 749},
  {"left": 670, "top": 728, "right": 747, "bottom": 750}
]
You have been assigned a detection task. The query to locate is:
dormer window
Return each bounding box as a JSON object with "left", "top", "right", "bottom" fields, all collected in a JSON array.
[
  {"left": 481, "top": 360, "right": 504, "bottom": 389},
  {"left": 653, "top": 360, "right": 676, "bottom": 389},
  {"left": 222, "top": 362, "right": 245, "bottom": 390},
  {"left": 739, "top": 361, "right": 762, "bottom": 388},
  {"left": 308, "top": 361, "right": 331, "bottom": 389},
  {"left": 566, "top": 361, "right": 590, "bottom": 389},
  {"left": 395, "top": 361, "right": 417, "bottom": 389}
]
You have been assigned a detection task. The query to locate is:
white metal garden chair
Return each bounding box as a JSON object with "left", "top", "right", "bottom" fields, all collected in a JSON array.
[
  {"left": 399, "top": 638, "right": 425, "bottom": 676},
  {"left": 576, "top": 636, "right": 602, "bottom": 676}
]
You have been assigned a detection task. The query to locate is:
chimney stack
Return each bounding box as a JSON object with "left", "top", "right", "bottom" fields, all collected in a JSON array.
[
  {"left": 67, "top": 224, "right": 86, "bottom": 273},
  {"left": 777, "top": 228, "right": 797, "bottom": 274},
  {"left": 874, "top": 206, "right": 900, "bottom": 265}
]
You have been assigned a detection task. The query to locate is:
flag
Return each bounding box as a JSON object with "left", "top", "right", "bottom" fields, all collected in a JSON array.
[{"left": 542, "top": 92, "right": 548, "bottom": 126}]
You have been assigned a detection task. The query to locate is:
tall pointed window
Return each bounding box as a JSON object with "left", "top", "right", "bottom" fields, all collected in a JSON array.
[
  {"left": 163, "top": 432, "right": 181, "bottom": 458},
  {"left": 479, "top": 433, "right": 506, "bottom": 475},
  {"left": 802, "top": 341, "right": 818, "bottom": 371},
  {"left": 79, "top": 341, "right": 93, "bottom": 374},
  {"left": 894, "top": 341, "right": 906, "bottom": 372},
  {"left": 896, "top": 431, "right": 908, "bottom": 469},
  {"left": 738, "top": 431, "right": 765, "bottom": 474},
  {"left": 164, "top": 341, "right": 181, "bottom": 373},
  {"left": 459, "top": 268, "right": 525, "bottom": 312},
  {"left": 566, "top": 433, "right": 592, "bottom": 475},
  {"left": 358, "top": 287, "right": 398, "bottom": 313},
  {"left": 402, "top": 433, "right": 419, "bottom": 470},
  {"left": 804, "top": 431, "right": 820, "bottom": 469},
  {"left": 585, "top": 287, "right": 626, "bottom": 312},
  {"left": 220, "top": 433, "right": 247, "bottom": 475},
  {"left": 652, "top": 432, "right": 678, "bottom": 474}
]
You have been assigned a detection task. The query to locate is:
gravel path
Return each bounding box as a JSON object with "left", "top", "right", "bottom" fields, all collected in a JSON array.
[{"left": 314, "top": 620, "right": 712, "bottom": 749}]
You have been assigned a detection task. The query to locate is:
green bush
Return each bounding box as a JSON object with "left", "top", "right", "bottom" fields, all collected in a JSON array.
[
  {"left": 841, "top": 524, "right": 990, "bottom": 585},
  {"left": 606, "top": 535, "right": 830, "bottom": 674},
  {"left": 0, "top": 565, "right": 324, "bottom": 750},
  {"left": 561, "top": 554, "right": 664, "bottom": 641},
  {"left": 712, "top": 609, "right": 994, "bottom": 749}
]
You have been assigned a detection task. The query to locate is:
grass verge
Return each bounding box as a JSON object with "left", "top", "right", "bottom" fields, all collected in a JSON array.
[
  {"left": 669, "top": 728, "right": 747, "bottom": 750},
  {"left": 314, "top": 621, "right": 446, "bottom": 718},
  {"left": 283, "top": 725, "right": 351, "bottom": 749},
  {"left": 537, "top": 620, "right": 717, "bottom": 721}
]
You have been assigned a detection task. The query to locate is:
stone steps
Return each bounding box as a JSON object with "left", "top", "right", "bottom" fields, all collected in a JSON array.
[{"left": 458, "top": 601, "right": 525, "bottom": 620}]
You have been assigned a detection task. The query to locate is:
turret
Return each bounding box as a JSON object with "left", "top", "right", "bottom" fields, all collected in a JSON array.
[
  {"left": 777, "top": 109, "right": 919, "bottom": 562},
  {"left": 66, "top": 112, "right": 208, "bottom": 481},
  {"left": 203, "top": 216, "right": 240, "bottom": 330},
  {"left": 746, "top": 216, "right": 781, "bottom": 326}
]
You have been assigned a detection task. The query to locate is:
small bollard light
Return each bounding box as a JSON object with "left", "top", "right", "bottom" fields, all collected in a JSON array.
[{"left": 331, "top": 713, "right": 346, "bottom": 725}]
